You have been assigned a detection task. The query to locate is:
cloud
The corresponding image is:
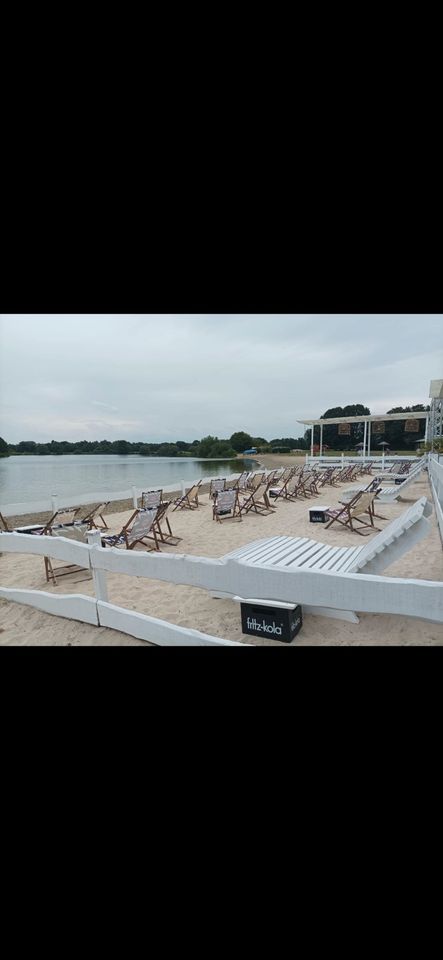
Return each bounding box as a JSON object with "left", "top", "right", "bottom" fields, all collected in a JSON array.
[{"left": 0, "top": 314, "right": 441, "bottom": 442}]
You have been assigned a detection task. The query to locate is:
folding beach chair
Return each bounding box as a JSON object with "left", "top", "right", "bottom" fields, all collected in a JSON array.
[
  {"left": 231, "top": 471, "right": 250, "bottom": 491},
  {"left": 0, "top": 512, "right": 10, "bottom": 532},
  {"left": 247, "top": 472, "right": 266, "bottom": 490},
  {"left": 101, "top": 507, "right": 161, "bottom": 551},
  {"left": 172, "top": 480, "right": 203, "bottom": 511},
  {"left": 239, "top": 482, "right": 275, "bottom": 516},
  {"left": 150, "top": 501, "right": 182, "bottom": 545},
  {"left": 31, "top": 507, "right": 91, "bottom": 585},
  {"left": 141, "top": 489, "right": 163, "bottom": 510},
  {"left": 74, "top": 501, "right": 111, "bottom": 529},
  {"left": 209, "top": 478, "right": 226, "bottom": 499},
  {"left": 213, "top": 488, "right": 242, "bottom": 522},
  {"left": 40, "top": 506, "right": 81, "bottom": 533},
  {"left": 324, "top": 491, "right": 380, "bottom": 535}
]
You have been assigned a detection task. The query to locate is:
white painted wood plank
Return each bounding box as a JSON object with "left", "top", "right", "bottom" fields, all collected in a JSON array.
[
  {"left": 96, "top": 602, "right": 248, "bottom": 646},
  {"left": 0, "top": 587, "right": 98, "bottom": 624},
  {"left": 0, "top": 532, "right": 91, "bottom": 566}
]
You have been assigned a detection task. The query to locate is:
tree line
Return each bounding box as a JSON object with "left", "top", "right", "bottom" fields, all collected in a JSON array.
[
  {"left": 0, "top": 407, "right": 429, "bottom": 459},
  {"left": 0, "top": 431, "right": 308, "bottom": 458}
]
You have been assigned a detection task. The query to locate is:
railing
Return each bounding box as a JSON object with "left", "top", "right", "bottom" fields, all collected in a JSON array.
[
  {"left": 305, "top": 454, "right": 418, "bottom": 467},
  {"left": 0, "top": 471, "right": 242, "bottom": 519},
  {"left": 428, "top": 455, "right": 443, "bottom": 547},
  {"left": 1, "top": 528, "right": 442, "bottom": 646}
]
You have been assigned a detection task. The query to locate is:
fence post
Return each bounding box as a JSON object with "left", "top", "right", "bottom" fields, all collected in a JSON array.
[
  {"left": 51, "top": 494, "right": 58, "bottom": 513},
  {"left": 87, "top": 530, "right": 109, "bottom": 603},
  {"left": 132, "top": 486, "right": 138, "bottom": 508}
]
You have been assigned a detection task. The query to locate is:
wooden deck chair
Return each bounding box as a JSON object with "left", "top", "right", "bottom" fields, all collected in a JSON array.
[
  {"left": 141, "top": 489, "right": 163, "bottom": 510},
  {"left": 75, "top": 501, "right": 111, "bottom": 529},
  {"left": 33, "top": 508, "right": 91, "bottom": 585},
  {"left": 247, "top": 472, "right": 265, "bottom": 490},
  {"left": 231, "top": 471, "right": 250, "bottom": 491},
  {"left": 209, "top": 478, "right": 226, "bottom": 499},
  {"left": 0, "top": 512, "right": 11, "bottom": 532},
  {"left": 324, "top": 491, "right": 380, "bottom": 535},
  {"left": 101, "top": 507, "right": 161, "bottom": 551},
  {"left": 213, "top": 488, "right": 242, "bottom": 522},
  {"left": 266, "top": 474, "right": 293, "bottom": 504},
  {"left": 172, "top": 479, "right": 203, "bottom": 511},
  {"left": 39, "top": 506, "right": 81, "bottom": 533},
  {"left": 218, "top": 497, "right": 434, "bottom": 623},
  {"left": 150, "top": 501, "right": 182, "bottom": 545},
  {"left": 239, "top": 482, "right": 275, "bottom": 516}
]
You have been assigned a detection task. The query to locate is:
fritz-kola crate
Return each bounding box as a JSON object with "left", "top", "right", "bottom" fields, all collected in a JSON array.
[
  {"left": 309, "top": 505, "right": 330, "bottom": 523},
  {"left": 240, "top": 601, "right": 303, "bottom": 643}
]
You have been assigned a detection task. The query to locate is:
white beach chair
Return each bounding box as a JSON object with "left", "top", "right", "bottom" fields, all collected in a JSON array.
[
  {"left": 340, "top": 461, "right": 427, "bottom": 504},
  {"left": 212, "top": 496, "right": 434, "bottom": 624}
]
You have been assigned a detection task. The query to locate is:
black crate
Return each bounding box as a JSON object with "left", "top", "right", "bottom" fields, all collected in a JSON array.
[
  {"left": 309, "top": 506, "right": 330, "bottom": 523},
  {"left": 240, "top": 602, "right": 303, "bottom": 643}
]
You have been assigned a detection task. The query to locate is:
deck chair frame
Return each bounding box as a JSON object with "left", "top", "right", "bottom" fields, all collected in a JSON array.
[
  {"left": 213, "top": 488, "right": 242, "bottom": 522},
  {"left": 101, "top": 508, "right": 161, "bottom": 551},
  {"left": 172, "top": 480, "right": 203, "bottom": 511},
  {"left": 325, "top": 491, "right": 380, "bottom": 535}
]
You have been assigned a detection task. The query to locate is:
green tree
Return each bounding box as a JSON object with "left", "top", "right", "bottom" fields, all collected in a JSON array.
[
  {"left": 112, "top": 440, "right": 131, "bottom": 455},
  {"left": 0, "top": 436, "right": 9, "bottom": 457},
  {"left": 229, "top": 431, "right": 254, "bottom": 452}
]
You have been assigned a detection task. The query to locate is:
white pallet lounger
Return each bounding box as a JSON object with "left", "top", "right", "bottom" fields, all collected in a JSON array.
[
  {"left": 212, "top": 496, "right": 434, "bottom": 624},
  {"left": 341, "top": 462, "right": 427, "bottom": 504}
]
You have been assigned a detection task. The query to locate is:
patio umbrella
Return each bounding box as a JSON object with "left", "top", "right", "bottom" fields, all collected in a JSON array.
[{"left": 378, "top": 440, "right": 390, "bottom": 467}]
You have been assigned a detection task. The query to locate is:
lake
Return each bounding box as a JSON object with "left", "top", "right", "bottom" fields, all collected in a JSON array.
[{"left": 0, "top": 455, "right": 260, "bottom": 513}]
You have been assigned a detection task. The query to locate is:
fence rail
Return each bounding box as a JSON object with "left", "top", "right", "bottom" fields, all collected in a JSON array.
[
  {"left": 1, "top": 528, "right": 442, "bottom": 646},
  {"left": 429, "top": 455, "right": 443, "bottom": 547}
]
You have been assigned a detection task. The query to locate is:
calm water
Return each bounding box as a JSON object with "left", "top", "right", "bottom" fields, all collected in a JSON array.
[{"left": 0, "top": 455, "right": 259, "bottom": 510}]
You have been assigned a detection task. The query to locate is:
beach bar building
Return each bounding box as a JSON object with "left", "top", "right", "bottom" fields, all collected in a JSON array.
[
  {"left": 299, "top": 379, "right": 443, "bottom": 459},
  {"left": 297, "top": 410, "right": 430, "bottom": 459}
]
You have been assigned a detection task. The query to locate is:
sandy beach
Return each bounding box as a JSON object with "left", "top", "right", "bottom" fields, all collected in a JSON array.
[{"left": 1, "top": 457, "right": 442, "bottom": 646}]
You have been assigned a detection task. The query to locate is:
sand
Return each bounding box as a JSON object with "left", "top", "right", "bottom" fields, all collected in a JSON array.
[{"left": 1, "top": 458, "right": 442, "bottom": 646}]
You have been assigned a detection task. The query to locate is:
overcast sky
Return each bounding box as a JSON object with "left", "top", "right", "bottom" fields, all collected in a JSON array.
[{"left": 0, "top": 315, "right": 441, "bottom": 443}]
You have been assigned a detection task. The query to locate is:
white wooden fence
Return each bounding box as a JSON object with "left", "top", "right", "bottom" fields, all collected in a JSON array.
[
  {"left": 428, "top": 455, "right": 443, "bottom": 547},
  {"left": 1, "top": 527, "right": 442, "bottom": 645},
  {"left": 0, "top": 471, "right": 240, "bottom": 520}
]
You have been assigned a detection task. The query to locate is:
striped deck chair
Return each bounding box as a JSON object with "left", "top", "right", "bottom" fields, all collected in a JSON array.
[
  {"left": 75, "top": 501, "right": 111, "bottom": 530},
  {"left": 101, "top": 507, "right": 161, "bottom": 551},
  {"left": 213, "top": 488, "right": 242, "bottom": 522},
  {"left": 239, "top": 482, "right": 275, "bottom": 516},
  {"left": 325, "top": 491, "right": 380, "bottom": 535},
  {"left": 209, "top": 478, "right": 226, "bottom": 500},
  {"left": 172, "top": 480, "right": 203, "bottom": 511},
  {"left": 141, "top": 489, "right": 163, "bottom": 510}
]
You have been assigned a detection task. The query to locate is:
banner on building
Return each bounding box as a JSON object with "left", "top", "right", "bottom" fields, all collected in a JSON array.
[
  {"left": 338, "top": 423, "right": 351, "bottom": 436},
  {"left": 372, "top": 421, "right": 385, "bottom": 434},
  {"left": 404, "top": 419, "right": 419, "bottom": 432}
]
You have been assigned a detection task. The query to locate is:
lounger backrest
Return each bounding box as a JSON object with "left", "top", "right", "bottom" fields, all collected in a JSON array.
[
  {"left": 350, "top": 492, "right": 375, "bottom": 518},
  {"left": 210, "top": 479, "right": 226, "bottom": 496},
  {"left": 141, "top": 489, "right": 162, "bottom": 509},
  {"left": 348, "top": 496, "right": 433, "bottom": 575},
  {"left": 215, "top": 490, "right": 237, "bottom": 514},
  {"left": 126, "top": 508, "right": 157, "bottom": 546},
  {"left": 46, "top": 507, "right": 79, "bottom": 529}
]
